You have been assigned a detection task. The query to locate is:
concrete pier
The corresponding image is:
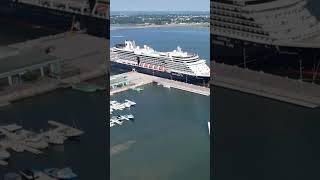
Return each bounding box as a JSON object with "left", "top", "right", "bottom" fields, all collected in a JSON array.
[
  {"left": 110, "top": 71, "right": 210, "bottom": 96},
  {"left": 211, "top": 62, "right": 320, "bottom": 108},
  {"left": 0, "top": 32, "right": 107, "bottom": 106}
]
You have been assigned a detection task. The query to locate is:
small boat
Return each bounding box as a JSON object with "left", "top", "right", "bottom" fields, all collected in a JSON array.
[
  {"left": 19, "top": 169, "right": 40, "bottom": 180},
  {"left": 131, "top": 87, "right": 144, "bottom": 92},
  {"left": 44, "top": 167, "right": 77, "bottom": 179},
  {"left": 114, "top": 119, "right": 123, "bottom": 125},
  {"left": 19, "top": 169, "right": 56, "bottom": 180},
  {"left": 110, "top": 122, "right": 115, "bottom": 127},
  {"left": 125, "top": 99, "right": 136, "bottom": 106},
  {"left": 123, "top": 114, "right": 134, "bottom": 120},
  {"left": 42, "top": 133, "right": 66, "bottom": 145},
  {"left": 119, "top": 115, "right": 130, "bottom": 121},
  {"left": 71, "top": 82, "right": 97, "bottom": 93},
  {"left": 0, "top": 147, "right": 10, "bottom": 159},
  {"left": 110, "top": 100, "right": 118, "bottom": 104}
]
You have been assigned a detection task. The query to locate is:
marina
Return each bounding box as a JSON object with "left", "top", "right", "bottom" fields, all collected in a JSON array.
[
  {"left": 110, "top": 99, "right": 136, "bottom": 111},
  {"left": 211, "top": 62, "right": 320, "bottom": 108},
  {"left": 3, "top": 167, "right": 77, "bottom": 180},
  {"left": 0, "top": 121, "right": 84, "bottom": 166},
  {"left": 110, "top": 83, "right": 210, "bottom": 180},
  {"left": 110, "top": 99, "right": 136, "bottom": 127},
  {"left": 110, "top": 71, "right": 210, "bottom": 96}
]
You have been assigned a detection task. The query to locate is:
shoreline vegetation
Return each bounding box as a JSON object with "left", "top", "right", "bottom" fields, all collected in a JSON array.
[{"left": 111, "top": 23, "right": 209, "bottom": 30}]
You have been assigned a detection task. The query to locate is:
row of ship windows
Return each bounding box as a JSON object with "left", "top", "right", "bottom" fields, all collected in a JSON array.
[
  {"left": 212, "top": 16, "right": 260, "bottom": 28},
  {"left": 245, "top": 2, "right": 304, "bottom": 14},
  {"left": 213, "top": 11, "right": 255, "bottom": 21},
  {"left": 213, "top": 10, "right": 245, "bottom": 18},
  {"left": 212, "top": 1, "right": 303, "bottom": 17},
  {"left": 263, "top": 7, "right": 305, "bottom": 19},
  {"left": 115, "top": 56, "right": 187, "bottom": 70},
  {"left": 115, "top": 51, "right": 168, "bottom": 61},
  {"left": 118, "top": 55, "right": 165, "bottom": 64},
  {"left": 212, "top": 22, "right": 268, "bottom": 35},
  {"left": 116, "top": 55, "right": 192, "bottom": 72},
  {"left": 212, "top": 5, "right": 240, "bottom": 12},
  {"left": 114, "top": 51, "right": 198, "bottom": 64},
  {"left": 38, "top": 1, "right": 108, "bottom": 17},
  {"left": 214, "top": 28, "right": 271, "bottom": 41},
  {"left": 39, "top": 2, "right": 88, "bottom": 13},
  {"left": 171, "top": 57, "right": 200, "bottom": 63}
]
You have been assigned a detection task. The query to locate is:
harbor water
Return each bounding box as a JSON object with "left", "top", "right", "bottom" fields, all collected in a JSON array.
[
  {"left": 110, "top": 25, "right": 210, "bottom": 180},
  {"left": 110, "top": 84, "right": 210, "bottom": 180},
  {"left": 213, "top": 86, "right": 320, "bottom": 180},
  {"left": 0, "top": 89, "right": 108, "bottom": 179}
]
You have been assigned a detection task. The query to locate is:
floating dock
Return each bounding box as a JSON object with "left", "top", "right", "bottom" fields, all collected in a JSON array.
[
  {"left": 211, "top": 62, "right": 320, "bottom": 108},
  {"left": 110, "top": 71, "right": 210, "bottom": 96},
  {"left": 0, "top": 121, "right": 84, "bottom": 166}
]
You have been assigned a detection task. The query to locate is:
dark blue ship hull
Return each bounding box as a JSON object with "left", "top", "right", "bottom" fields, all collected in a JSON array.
[
  {"left": 111, "top": 62, "right": 210, "bottom": 85},
  {"left": 212, "top": 35, "right": 320, "bottom": 77}
]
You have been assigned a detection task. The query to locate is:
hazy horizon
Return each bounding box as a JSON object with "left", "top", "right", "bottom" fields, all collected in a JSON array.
[{"left": 111, "top": 0, "right": 209, "bottom": 12}]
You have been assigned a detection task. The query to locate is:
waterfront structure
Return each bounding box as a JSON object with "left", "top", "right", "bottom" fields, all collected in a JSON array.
[
  {"left": 210, "top": 61, "right": 320, "bottom": 108},
  {"left": 0, "top": 121, "right": 84, "bottom": 166},
  {"left": 111, "top": 41, "right": 210, "bottom": 85},
  {"left": 0, "top": 0, "right": 109, "bottom": 38},
  {"left": 0, "top": 33, "right": 107, "bottom": 106},
  {"left": 110, "top": 71, "right": 210, "bottom": 96},
  {"left": 110, "top": 74, "right": 130, "bottom": 89},
  {"left": 211, "top": 0, "right": 320, "bottom": 74},
  {"left": 0, "top": 47, "right": 60, "bottom": 87}
]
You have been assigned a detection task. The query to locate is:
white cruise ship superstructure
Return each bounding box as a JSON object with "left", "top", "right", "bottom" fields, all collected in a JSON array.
[
  {"left": 211, "top": 0, "right": 320, "bottom": 73},
  {"left": 111, "top": 41, "right": 210, "bottom": 84}
]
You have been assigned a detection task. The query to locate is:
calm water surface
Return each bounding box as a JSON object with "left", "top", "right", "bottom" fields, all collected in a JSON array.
[
  {"left": 111, "top": 84, "right": 210, "bottom": 180},
  {"left": 110, "top": 26, "right": 210, "bottom": 180}
]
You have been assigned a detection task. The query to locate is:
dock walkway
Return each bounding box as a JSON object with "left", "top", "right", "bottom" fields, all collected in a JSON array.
[
  {"left": 110, "top": 71, "right": 210, "bottom": 96},
  {"left": 211, "top": 62, "right": 320, "bottom": 108}
]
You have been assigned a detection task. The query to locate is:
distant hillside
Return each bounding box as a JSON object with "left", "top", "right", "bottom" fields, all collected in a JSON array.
[{"left": 111, "top": 12, "right": 209, "bottom": 25}]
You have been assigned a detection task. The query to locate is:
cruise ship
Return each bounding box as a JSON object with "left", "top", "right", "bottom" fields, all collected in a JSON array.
[
  {"left": 0, "top": 0, "right": 109, "bottom": 38},
  {"left": 211, "top": 0, "right": 320, "bottom": 75},
  {"left": 110, "top": 41, "right": 210, "bottom": 85}
]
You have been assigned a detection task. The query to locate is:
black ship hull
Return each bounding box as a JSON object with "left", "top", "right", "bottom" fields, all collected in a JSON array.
[
  {"left": 0, "top": 1, "right": 109, "bottom": 38},
  {"left": 111, "top": 62, "right": 210, "bottom": 85},
  {"left": 212, "top": 35, "right": 320, "bottom": 77}
]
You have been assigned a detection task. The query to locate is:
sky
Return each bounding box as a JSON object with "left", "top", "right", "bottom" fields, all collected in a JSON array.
[{"left": 110, "top": 0, "right": 209, "bottom": 12}]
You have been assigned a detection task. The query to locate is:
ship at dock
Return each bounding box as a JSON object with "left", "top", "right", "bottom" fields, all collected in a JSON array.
[
  {"left": 211, "top": 0, "right": 320, "bottom": 77},
  {"left": 0, "top": 0, "right": 109, "bottom": 38},
  {"left": 110, "top": 41, "right": 210, "bottom": 85}
]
